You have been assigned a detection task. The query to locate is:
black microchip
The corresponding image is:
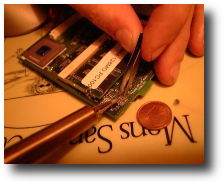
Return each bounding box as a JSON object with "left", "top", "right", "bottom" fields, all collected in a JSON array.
[
  {"left": 22, "top": 38, "right": 66, "bottom": 68},
  {"left": 36, "top": 45, "right": 51, "bottom": 56}
]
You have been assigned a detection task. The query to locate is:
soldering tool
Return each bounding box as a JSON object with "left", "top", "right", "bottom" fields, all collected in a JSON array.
[{"left": 4, "top": 99, "right": 117, "bottom": 164}]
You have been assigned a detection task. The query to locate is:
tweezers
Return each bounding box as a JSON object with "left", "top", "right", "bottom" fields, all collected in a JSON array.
[{"left": 119, "top": 32, "right": 143, "bottom": 99}]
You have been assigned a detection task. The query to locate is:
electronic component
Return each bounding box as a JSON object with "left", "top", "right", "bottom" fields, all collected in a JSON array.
[
  {"left": 19, "top": 14, "right": 154, "bottom": 120},
  {"left": 49, "top": 12, "right": 83, "bottom": 40},
  {"left": 21, "top": 38, "right": 66, "bottom": 68}
]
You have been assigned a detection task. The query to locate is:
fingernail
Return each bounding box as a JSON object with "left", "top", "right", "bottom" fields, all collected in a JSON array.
[
  {"left": 150, "top": 45, "right": 167, "bottom": 61},
  {"left": 170, "top": 62, "right": 181, "bottom": 84},
  {"left": 115, "top": 27, "right": 133, "bottom": 52}
]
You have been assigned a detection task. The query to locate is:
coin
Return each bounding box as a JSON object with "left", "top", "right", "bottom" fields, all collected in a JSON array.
[{"left": 137, "top": 101, "right": 172, "bottom": 130}]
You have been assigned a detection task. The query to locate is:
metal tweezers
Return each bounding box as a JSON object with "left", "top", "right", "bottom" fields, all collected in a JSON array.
[{"left": 119, "top": 32, "right": 143, "bottom": 99}]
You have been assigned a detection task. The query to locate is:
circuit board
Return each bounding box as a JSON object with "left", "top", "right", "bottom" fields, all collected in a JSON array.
[{"left": 19, "top": 12, "right": 155, "bottom": 120}]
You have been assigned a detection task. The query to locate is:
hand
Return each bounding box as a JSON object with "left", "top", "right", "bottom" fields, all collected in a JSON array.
[{"left": 70, "top": 4, "right": 204, "bottom": 85}]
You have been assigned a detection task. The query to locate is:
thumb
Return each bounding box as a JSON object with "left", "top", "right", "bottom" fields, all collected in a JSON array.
[{"left": 70, "top": 4, "right": 143, "bottom": 53}]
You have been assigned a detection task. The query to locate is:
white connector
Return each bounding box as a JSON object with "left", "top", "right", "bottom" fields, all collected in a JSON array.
[{"left": 50, "top": 13, "right": 82, "bottom": 40}]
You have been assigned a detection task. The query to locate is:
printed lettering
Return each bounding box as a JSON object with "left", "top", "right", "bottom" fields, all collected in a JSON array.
[
  {"left": 148, "top": 130, "right": 160, "bottom": 135},
  {"left": 97, "top": 125, "right": 113, "bottom": 153},
  {"left": 102, "top": 58, "right": 116, "bottom": 71},
  {"left": 70, "top": 134, "right": 83, "bottom": 145},
  {"left": 87, "top": 72, "right": 103, "bottom": 87},
  {"left": 120, "top": 122, "right": 160, "bottom": 139},
  {"left": 116, "top": 48, "right": 125, "bottom": 56},
  {"left": 130, "top": 122, "right": 148, "bottom": 138},
  {"left": 85, "top": 127, "right": 97, "bottom": 143},
  {"left": 82, "top": 43, "right": 127, "bottom": 89},
  {"left": 120, "top": 122, "right": 130, "bottom": 139},
  {"left": 165, "top": 115, "right": 197, "bottom": 146},
  {"left": 67, "top": 114, "right": 196, "bottom": 154}
]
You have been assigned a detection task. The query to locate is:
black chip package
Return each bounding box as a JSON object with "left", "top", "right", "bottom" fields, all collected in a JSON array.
[
  {"left": 22, "top": 38, "right": 66, "bottom": 68},
  {"left": 36, "top": 45, "right": 51, "bottom": 56}
]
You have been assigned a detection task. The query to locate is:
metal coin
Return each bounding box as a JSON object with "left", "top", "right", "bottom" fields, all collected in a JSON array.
[{"left": 137, "top": 101, "right": 172, "bottom": 130}]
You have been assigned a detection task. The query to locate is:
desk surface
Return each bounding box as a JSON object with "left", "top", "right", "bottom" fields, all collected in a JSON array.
[{"left": 4, "top": 19, "right": 204, "bottom": 164}]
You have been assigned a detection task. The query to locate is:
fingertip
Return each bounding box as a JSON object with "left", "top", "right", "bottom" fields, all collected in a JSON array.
[
  {"left": 188, "top": 37, "right": 204, "bottom": 57},
  {"left": 115, "top": 27, "right": 133, "bottom": 53},
  {"left": 113, "top": 13, "right": 143, "bottom": 53},
  {"left": 154, "top": 61, "right": 181, "bottom": 86},
  {"left": 188, "top": 22, "right": 204, "bottom": 57},
  {"left": 188, "top": 4, "right": 204, "bottom": 57},
  {"left": 153, "top": 50, "right": 183, "bottom": 86}
]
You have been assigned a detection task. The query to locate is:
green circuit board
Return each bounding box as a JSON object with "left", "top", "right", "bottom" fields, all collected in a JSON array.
[{"left": 19, "top": 12, "right": 155, "bottom": 120}]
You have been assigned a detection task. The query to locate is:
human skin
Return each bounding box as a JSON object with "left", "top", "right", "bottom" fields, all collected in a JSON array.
[{"left": 70, "top": 4, "right": 204, "bottom": 86}]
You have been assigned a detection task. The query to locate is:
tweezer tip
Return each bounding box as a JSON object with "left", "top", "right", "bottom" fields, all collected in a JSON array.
[
  {"left": 119, "top": 32, "right": 143, "bottom": 98},
  {"left": 93, "top": 99, "right": 118, "bottom": 115}
]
